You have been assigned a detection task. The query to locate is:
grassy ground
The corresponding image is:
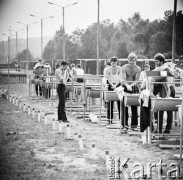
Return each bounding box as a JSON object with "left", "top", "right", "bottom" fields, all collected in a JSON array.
[{"left": 0, "top": 83, "right": 183, "bottom": 179}]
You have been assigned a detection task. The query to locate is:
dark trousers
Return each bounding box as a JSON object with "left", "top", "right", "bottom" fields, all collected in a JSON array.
[
  {"left": 153, "top": 85, "right": 175, "bottom": 131},
  {"left": 140, "top": 84, "right": 175, "bottom": 132},
  {"left": 107, "top": 84, "right": 121, "bottom": 120},
  {"left": 121, "top": 85, "right": 139, "bottom": 128},
  {"left": 35, "top": 85, "right": 42, "bottom": 96},
  {"left": 57, "top": 84, "right": 67, "bottom": 121},
  {"left": 140, "top": 99, "right": 151, "bottom": 132}
]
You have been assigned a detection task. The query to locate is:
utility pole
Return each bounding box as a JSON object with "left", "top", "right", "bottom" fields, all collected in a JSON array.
[
  {"left": 63, "top": 7, "right": 65, "bottom": 61},
  {"left": 172, "top": 0, "right": 177, "bottom": 63},
  {"left": 48, "top": 2, "right": 78, "bottom": 62},
  {"left": 30, "top": 14, "right": 54, "bottom": 59},
  {"left": 97, "top": 0, "right": 100, "bottom": 75},
  {"left": 0, "top": 40, "right": 5, "bottom": 63}
]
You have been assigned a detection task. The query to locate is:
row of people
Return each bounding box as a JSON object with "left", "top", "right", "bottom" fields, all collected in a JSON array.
[
  {"left": 33, "top": 60, "right": 85, "bottom": 98},
  {"left": 104, "top": 53, "right": 183, "bottom": 133},
  {"left": 33, "top": 59, "right": 85, "bottom": 123},
  {"left": 34, "top": 56, "right": 183, "bottom": 133}
]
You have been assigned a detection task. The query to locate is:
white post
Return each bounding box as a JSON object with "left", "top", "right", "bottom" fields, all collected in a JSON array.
[
  {"left": 44, "top": 114, "right": 48, "bottom": 125},
  {"left": 52, "top": 119, "right": 56, "bottom": 130},
  {"left": 16, "top": 98, "right": 18, "bottom": 106},
  {"left": 28, "top": 106, "right": 30, "bottom": 115},
  {"left": 23, "top": 104, "right": 26, "bottom": 112},
  {"left": 19, "top": 101, "right": 22, "bottom": 109},
  {"left": 91, "top": 144, "right": 96, "bottom": 158},
  {"left": 105, "top": 150, "right": 110, "bottom": 169},
  {"left": 67, "top": 124, "right": 71, "bottom": 139},
  {"left": 78, "top": 135, "right": 83, "bottom": 150},
  {"left": 38, "top": 110, "right": 41, "bottom": 122},
  {"left": 32, "top": 108, "right": 35, "bottom": 118}
]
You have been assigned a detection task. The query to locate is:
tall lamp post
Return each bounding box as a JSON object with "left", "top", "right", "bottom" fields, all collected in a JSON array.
[
  {"left": 172, "top": 0, "right": 177, "bottom": 63},
  {"left": 48, "top": 1, "right": 78, "bottom": 61},
  {"left": 17, "top": 21, "right": 37, "bottom": 61},
  {"left": 97, "top": 0, "right": 100, "bottom": 75},
  {"left": 8, "top": 28, "right": 24, "bottom": 60},
  {"left": 0, "top": 39, "right": 5, "bottom": 63},
  {"left": 2, "top": 33, "right": 12, "bottom": 94},
  {"left": 29, "top": 14, "right": 54, "bottom": 59}
]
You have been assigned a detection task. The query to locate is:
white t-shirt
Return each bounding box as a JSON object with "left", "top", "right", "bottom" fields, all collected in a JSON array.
[
  {"left": 55, "top": 68, "right": 69, "bottom": 84},
  {"left": 76, "top": 68, "right": 84, "bottom": 75},
  {"left": 105, "top": 66, "right": 122, "bottom": 85}
]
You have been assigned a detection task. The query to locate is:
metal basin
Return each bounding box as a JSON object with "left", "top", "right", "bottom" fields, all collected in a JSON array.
[
  {"left": 151, "top": 98, "right": 182, "bottom": 112},
  {"left": 124, "top": 94, "right": 140, "bottom": 106}
]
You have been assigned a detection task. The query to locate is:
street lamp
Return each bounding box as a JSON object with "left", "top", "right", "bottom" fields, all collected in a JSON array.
[
  {"left": 0, "top": 39, "right": 5, "bottom": 63},
  {"left": 97, "top": 0, "right": 100, "bottom": 75},
  {"left": 17, "top": 21, "right": 37, "bottom": 61},
  {"left": 48, "top": 1, "right": 78, "bottom": 61},
  {"left": 2, "top": 33, "right": 16, "bottom": 62},
  {"left": 8, "top": 28, "right": 24, "bottom": 59},
  {"left": 29, "top": 14, "right": 54, "bottom": 59},
  {"left": 2, "top": 33, "right": 13, "bottom": 94}
]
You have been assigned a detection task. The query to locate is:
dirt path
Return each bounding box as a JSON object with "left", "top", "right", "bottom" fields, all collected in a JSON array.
[{"left": 0, "top": 84, "right": 183, "bottom": 179}]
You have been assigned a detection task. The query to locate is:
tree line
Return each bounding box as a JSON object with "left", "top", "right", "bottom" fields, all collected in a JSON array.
[
  {"left": 42, "top": 10, "right": 183, "bottom": 61},
  {"left": 0, "top": 10, "right": 182, "bottom": 63}
]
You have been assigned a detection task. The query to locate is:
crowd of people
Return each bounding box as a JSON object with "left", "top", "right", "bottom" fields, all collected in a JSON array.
[
  {"left": 33, "top": 60, "right": 85, "bottom": 123},
  {"left": 103, "top": 52, "right": 183, "bottom": 134},
  {"left": 32, "top": 53, "right": 183, "bottom": 134}
]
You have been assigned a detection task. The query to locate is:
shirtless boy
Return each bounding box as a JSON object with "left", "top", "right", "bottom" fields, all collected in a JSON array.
[{"left": 121, "top": 52, "right": 141, "bottom": 129}]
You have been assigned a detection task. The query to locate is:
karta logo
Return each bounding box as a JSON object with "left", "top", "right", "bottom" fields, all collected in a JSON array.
[{"left": 108, "top": 157, "right": 182, "bottom": 179}]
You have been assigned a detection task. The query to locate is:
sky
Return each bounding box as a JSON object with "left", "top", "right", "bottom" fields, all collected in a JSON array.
[{"left": 0, "top": 0, "right": 183, "bottom": 40}]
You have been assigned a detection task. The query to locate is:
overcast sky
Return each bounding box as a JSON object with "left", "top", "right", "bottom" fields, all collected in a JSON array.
[{"left": 0, "top": 0, "right": 183, "bottom": 40}]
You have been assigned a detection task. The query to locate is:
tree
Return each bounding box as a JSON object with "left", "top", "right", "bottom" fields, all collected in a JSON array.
[
  {"left": 15, "top": 49, "right": 35, "bottom": 61},
  {"left": 71, "top": 28, "right": 84, "bottom": 59},
  {"left": 42, "top": 40, "right": 55, "bottom": 60},
  {"left": 42, "top": 10, "right": 183, "bottom": 62}
]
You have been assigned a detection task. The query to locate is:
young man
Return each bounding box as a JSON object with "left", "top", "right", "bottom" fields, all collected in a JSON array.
[
  {"left": 151, "top": 53, "right": 175, "bottom": 134},
  {"left": 55, "top": 61, "right": 70, "bottom": 123},
  {"left": 33, "top": 62, "right": 44, "bottom": 96},
  {"left": 105, "top": 56, "right": 122, "bottom": 123},
  {"left": 121, "top": 52, "right": 141, "bottom": 129},
  {"left": 76, "top": 64, "right": 84, "bottom": 82},
  {"left": 70, "top": 63, "right": 77, "bottom": 81}
]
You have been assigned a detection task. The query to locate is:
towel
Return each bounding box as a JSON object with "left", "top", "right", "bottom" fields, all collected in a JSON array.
[
  {"left": 139, "top": 89, "right": 150, "bottom": 107},
  {"left": 114, "top": 86, "right": 125, "bottom": 101}
]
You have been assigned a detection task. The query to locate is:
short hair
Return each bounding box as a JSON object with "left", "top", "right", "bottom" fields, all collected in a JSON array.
[
  {"left": 71, "top": 63, "right": 75, "bottom": 68},
  {"left": 110, "top": 56, "right": 118, "bottom": 62},
  {"left": 61, "top": 61, "right": 68, "bottom": 66},
  {"left": 76, "top": 64, "right": 81, "bottom": 68},
  {"left": 128, "top": 52, "right": 137, "bottom": 60},
  {"left": 154, "top": 53, "right": 165, "bottom": 64}
]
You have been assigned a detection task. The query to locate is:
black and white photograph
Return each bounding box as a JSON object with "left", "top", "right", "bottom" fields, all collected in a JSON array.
[{"left": 0, "top": 0, "right": 183, "bottom": 179}]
